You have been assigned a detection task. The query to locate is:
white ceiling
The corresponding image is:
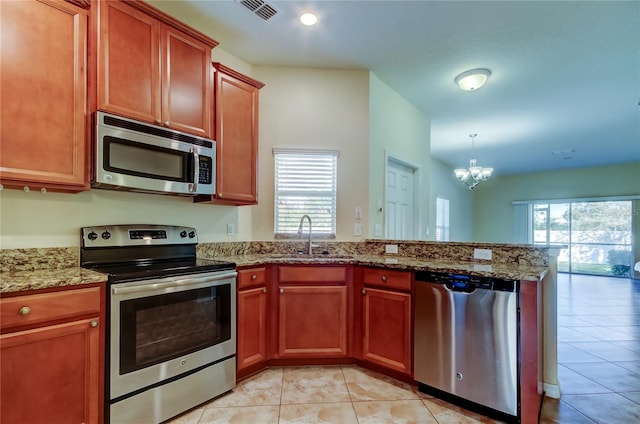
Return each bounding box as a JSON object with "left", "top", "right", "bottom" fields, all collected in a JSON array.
[{"left": 157, "top": 0, "right": 640, "bottom": 176}]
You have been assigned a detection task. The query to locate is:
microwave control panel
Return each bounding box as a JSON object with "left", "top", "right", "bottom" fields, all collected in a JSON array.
[{"left": 198, "top": 156, "right": 213, "bottom": 184}]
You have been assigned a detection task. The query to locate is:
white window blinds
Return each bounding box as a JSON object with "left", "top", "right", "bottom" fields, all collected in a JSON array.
[
  {"left": 436, "top": 196, "right": 450, "bottom": 241},
  {"left": 273, "top": 149, "right": 339, "bottom": 238}
]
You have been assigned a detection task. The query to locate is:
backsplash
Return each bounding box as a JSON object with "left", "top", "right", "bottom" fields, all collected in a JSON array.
[
  {"left": 0, "top": 247, "right": 78, "bottom": 273},
  {"left": 197, "top": 240, "right": 551, "bottom": 267},
  {"left": 1, "top": 240, "right": 552, "bottom": 273}
]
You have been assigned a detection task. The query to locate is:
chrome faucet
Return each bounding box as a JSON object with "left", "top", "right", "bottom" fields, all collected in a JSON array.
[{"left": 297, "top": 214, "right": 314, "bottom": 254}]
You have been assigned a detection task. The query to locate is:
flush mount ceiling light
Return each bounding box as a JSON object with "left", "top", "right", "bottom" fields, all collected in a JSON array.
[
  {"left": 300, "top": 12, "right": 318, "bottom": 26},
  {"left": 454, "top": 133, "right": 493, "bottom": 190},
  {"left": 455, "top": 68, "right": 491, "bottom": 91}
]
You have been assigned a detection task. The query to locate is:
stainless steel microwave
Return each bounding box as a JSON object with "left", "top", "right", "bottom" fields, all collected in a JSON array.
[{"left": 93, "top": 111, "right": 216, "bottom": 196}]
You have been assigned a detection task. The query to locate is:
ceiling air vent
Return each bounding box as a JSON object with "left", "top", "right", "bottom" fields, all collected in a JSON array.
[{"left": 240, "top": 0, "right": 279, "bottom": 21}]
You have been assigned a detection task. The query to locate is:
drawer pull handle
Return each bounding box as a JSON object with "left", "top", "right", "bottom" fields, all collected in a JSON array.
[
  {"left": 90, "top": 320, "right": 99, "bottom": 328},
  {"left": 252, "top": 274, "right": 257, "bottom": 280},
  {"left": 381, "top": 275, "right": 387, "bottom": 282},
  {"left": 262, "top": 287, "right": 267, "bottom": 293},
  {"left": 19, "top": 306, "right": 31, "bottom": 316}
]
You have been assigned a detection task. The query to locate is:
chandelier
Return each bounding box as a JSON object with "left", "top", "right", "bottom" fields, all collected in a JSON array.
[{"left": 454, "top": 133, "right": 493, "bottom": 190}]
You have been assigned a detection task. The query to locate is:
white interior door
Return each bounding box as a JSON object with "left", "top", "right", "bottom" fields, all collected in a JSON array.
[{"left": 385, "top": 158, "right": 416, "bottom": 239}]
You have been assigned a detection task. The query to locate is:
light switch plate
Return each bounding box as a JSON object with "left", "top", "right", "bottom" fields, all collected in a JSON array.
[
  {"left": 227, "top": 223, "right": 235, "bottom": 236},
  {"left": 375, "top": 224, "right": 382, "bottom": 237},
  {"left": 354, "top": 223, "right": 362, "bottom": 236},
  {"left": 355, "top": 207, "right": 362, "bottom": 219}
]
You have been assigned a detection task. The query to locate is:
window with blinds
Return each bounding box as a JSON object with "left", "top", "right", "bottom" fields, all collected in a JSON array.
[
  {"left": 436, "top": 196, "right": 450, "bottom": 241},
  {"left": 273, "top": 149, "right": 339, "bottom": 238}
]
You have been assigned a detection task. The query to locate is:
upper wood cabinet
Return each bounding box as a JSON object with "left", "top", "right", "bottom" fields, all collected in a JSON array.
[
  {"left": 0, "top": 0, "right": 90, "bottom": 192},
  {"left": 97, "top": 0, "right": 216, "bottom": 138},
  {"left": 197, "top": 64, "right": 264, "bottom": 205}
]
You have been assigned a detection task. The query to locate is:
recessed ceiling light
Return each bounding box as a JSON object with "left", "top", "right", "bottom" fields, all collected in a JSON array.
[{"left": 300, "top": 12, "right": 318, "bottom": 26}]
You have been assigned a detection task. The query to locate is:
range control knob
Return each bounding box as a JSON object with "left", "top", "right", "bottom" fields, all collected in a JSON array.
[
  {"left": 101, "top": 231, "right": 111, "bottom": 240},
  {"left": 180, "top": 230, "right": 187, "bottom": 238},
  {"left": 87, "top": 231, "right": 98, "bottom": 241},
  {"left": 188, "top": 231, "right": 196, "bottom": 238}
]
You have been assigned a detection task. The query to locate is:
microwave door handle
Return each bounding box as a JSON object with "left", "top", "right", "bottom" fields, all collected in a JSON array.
[{"left": 190, "top": 148, "right": 199, "bottom": 193}]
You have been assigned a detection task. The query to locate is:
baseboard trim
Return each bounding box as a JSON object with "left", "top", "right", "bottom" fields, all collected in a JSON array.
[{"left": 544, "top": 383, "right": 561, "bottom": 399}]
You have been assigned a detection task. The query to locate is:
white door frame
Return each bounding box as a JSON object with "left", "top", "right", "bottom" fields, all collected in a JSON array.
[{"left": 384, "top": 151, "right": 422, "bottom": 240}]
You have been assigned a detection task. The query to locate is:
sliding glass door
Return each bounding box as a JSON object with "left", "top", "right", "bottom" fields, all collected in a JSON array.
[{"left": 533, "top": 200, "right": 633, "bottom": 277}]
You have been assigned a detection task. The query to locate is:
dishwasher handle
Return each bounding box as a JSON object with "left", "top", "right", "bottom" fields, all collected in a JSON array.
[{"left": 444, "top": 281, "right": 477, "bottom": 294}]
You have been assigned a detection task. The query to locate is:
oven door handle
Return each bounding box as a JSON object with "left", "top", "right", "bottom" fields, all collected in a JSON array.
[{"left": 111, "top": 271, "right": 238, "bottom": 295}]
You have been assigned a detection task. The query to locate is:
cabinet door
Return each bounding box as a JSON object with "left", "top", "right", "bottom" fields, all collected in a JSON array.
[
  {"left": 213, "top": 65, "right": 260, "bottom": 204},
  {"left": 0, "top": 318, "right": 100, "bottom": 424},
  {"left": 363, "top": 288, "right": 411, "bottom": 374},
  {"left": 278, "top": 286, "right": 347, "bottom": 357},
  {"left": 0, "top": 0, "right": 88, "bottom": 190},
  {"left": 98, "top": 0, "right": 161, "bottom": 124},
  {"left": 162, "top": 25, "right": 212, "bottom": 138},
  {"left": 237, "top": 286, "right": 268, "bottom": 371}
]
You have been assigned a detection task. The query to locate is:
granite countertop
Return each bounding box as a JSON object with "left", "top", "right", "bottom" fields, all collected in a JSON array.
[
  {"left": 218, "top": 253, "right": 549, "bottom": 282},
  {"left": 0, "top": 253, "right": 547, "bottom": 295},
  {"left": 0, "top": 268, "right": 108, "bottom": 294}
]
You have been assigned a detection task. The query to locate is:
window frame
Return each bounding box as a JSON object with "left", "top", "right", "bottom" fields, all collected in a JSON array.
[{"left": 436, "top": 196, "right": 450, "bottom": 241}]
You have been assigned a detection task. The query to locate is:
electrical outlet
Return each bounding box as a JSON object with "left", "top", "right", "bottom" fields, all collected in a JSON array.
[
  {"left": 474, "top": 248, "right": 492, "bottom": 260},
  {"left": 226, "top": 223, "right": 235, "bottom": 236},
  {"left": 375, "top": 224, "right": 382, "bottom": 237},
  {"left": 354, "top": 223, "right": 362, "bottom": 236},
  {"left": 355, "top": 206, "right": 362, "bottom": 219},
  {"left": 385, "top": 244, "right": 398, "bottom": 254}
]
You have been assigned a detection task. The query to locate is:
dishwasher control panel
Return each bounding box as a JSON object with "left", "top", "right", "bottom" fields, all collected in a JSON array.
[{"left": 415, "top": 271, "right": 518, "bottom": 292}]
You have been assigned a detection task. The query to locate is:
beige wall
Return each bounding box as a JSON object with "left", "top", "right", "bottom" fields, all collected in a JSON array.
[
  {"left": 251, "top": 66, "right": 370, "bottom": 240},
  {"left": 472, "top": 162, "right": 640, "bottom": 242},
  {"left": 368, "top": 73, "right": 431, "bottom": 239},
  {"left": 429, "top": 158, "right": 474, "bottom": 242}
]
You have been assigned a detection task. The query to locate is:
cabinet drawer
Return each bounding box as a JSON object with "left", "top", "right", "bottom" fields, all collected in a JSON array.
[
  {"left": 1, "top": 287, "right": 101, "bottom": 331},
  {"left": 363, "top": 268, "right": 412, "bottom": 291},
  {"left": 278, "top": 266, "right": 347, "bottom": 283},
  {"left": 237, "top": 267, "right": 267, "bottom": 289}
]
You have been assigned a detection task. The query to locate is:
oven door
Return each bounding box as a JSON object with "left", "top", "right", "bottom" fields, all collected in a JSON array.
[{"left": 109, "top": 270, "right": 236, "bottom": 400}]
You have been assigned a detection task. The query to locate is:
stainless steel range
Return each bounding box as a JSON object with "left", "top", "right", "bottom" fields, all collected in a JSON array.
[{"left": 80, "top": 224, "right": 237, "bottom": 424}]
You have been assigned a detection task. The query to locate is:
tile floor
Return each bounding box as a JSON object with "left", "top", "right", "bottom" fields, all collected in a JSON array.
[
  {"left": 168, "top": 273, "right": 640, "bottom": 424},
  {"left": 542, "top": 273, "right": 640, "bottom": 423}
]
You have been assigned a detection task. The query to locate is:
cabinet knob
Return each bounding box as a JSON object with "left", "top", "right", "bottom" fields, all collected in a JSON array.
[
  {"left": 280, "top": 288, "right": 284, "bottom": 294},
  {"left": 362, "top": 289, "right": 366, "bottom": 295},
  {"left": 23, "top": 186, "right": 30, "bottom": 192},
  {"left": 90, "top": 320, "right": 99, "bottom": 328},
  {"left": 381, "top": 275, "right": 387, "bottom": 282},
  {"left": 262, "top": 287, "right": 267, "bottom": 294},
  {"left": 218, "top": 193, "right": 224, "bottom": 198},
  {"left": 251, "top": 274, "right": 257, "bottom": 280},
  {"left": 40, "top": 188, "right": 47, "bottom": 193},
  {"left": 164, "top": 121, "right": 170, "bottom": 127},
  {"left": 155, "top": 119, "right": 162, "bottom": 125},
  {"left": 19, "top": 306, "right": 31, "bottom": 316}
]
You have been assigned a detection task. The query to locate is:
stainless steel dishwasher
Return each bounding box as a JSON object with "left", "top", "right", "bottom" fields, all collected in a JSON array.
[{"left": 414, "top": 271, "right": 519, "bottom": 422}]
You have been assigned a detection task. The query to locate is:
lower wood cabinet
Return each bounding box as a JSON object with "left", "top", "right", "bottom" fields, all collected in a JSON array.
[
  {"left": 360, "top": 268, "right": 412, "bottom": 375},
  {"left": 0, "top": 285, "right": 104, "bottom": 424},
  {"left": 236, "top": 267, "right": 269, "bottom": 377},
  {"left": 276, "top": 265, "right": 350, "bottom": 358},
  {"left": 278, "top": 285, "right": 348, "bottom": 357}
]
